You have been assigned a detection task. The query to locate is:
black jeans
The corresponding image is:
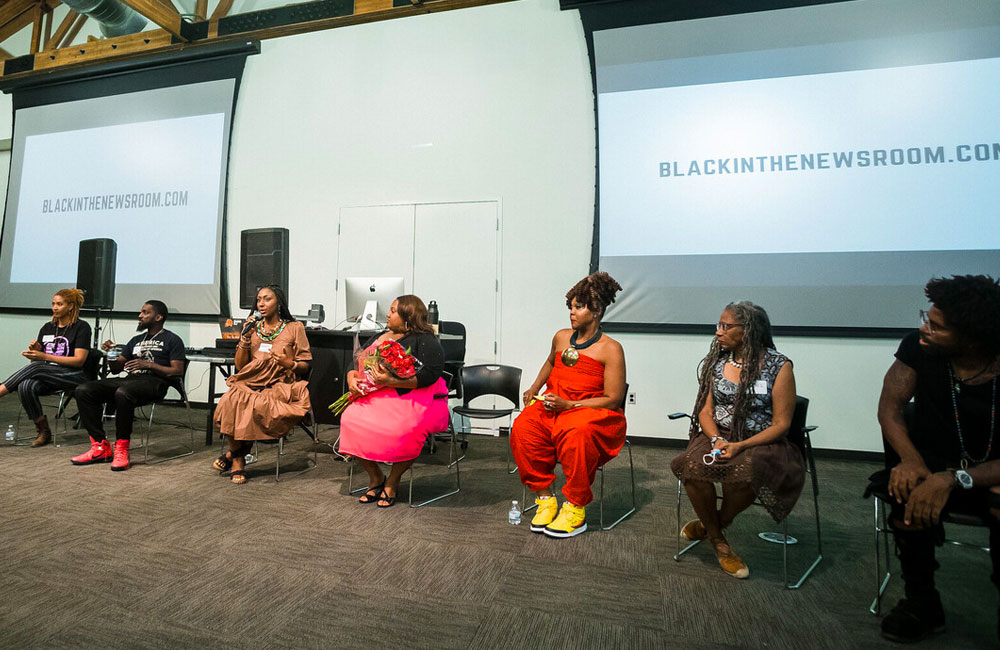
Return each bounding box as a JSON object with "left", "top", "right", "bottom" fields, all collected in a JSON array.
[{"left": 75, "top": 375, "right": 170, "bottom": 442}]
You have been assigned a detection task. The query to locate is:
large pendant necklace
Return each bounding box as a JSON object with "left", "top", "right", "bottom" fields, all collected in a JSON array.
[
  {"left": 948, "top": 366, "right": 996, "bottom": 468},
  {"left": 561, "top": 328, "right": 602, "bottom": 367},
  {"left": 257, "top": 319, "right": 286, "bottom": 341}
]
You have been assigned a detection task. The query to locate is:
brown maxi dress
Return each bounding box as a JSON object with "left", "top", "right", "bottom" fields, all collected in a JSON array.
[
  {"left": 214, "top": 320, "right": 312, "bottom": 440},
  {"left": 670, "top": 349, "right": 804, "bottom": 522}
]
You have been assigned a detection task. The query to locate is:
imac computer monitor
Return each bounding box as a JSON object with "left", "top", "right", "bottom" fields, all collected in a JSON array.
[{"left": 344, "top": 277, "right": 405, "bottom": 330}]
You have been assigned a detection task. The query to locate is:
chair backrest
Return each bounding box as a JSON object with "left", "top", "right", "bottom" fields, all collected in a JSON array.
[
  {"left": 167, "top": 359, "right": 191, "bottom": 400},
  {"left": 439, "top": 321, "right": 466, "bottom": 364},
  {"left": 619, "top": 382, "right": 629, "bottom": 412},
  {"left": 460, "top": 364, "right": 522, "bottom": 408},
  {"left": 785, "top": 395, "right": 810, "bottom": 454},
  {"left": 81, "top": 350, "right": 101, "bottom": 381}
]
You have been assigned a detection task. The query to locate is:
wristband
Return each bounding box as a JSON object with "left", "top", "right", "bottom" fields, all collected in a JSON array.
[{"left": 710, "top": 435, "right": 726, "bottom": 445}]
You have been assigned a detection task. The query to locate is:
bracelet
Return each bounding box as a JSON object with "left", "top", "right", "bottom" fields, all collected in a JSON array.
[{"left": 710, "top": 435, "right": 727, "bottom": 445}]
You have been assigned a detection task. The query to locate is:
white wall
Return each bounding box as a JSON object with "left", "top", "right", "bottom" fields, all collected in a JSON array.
[{"left": 0, "top": 0, "right": 897, "bottom": 451}]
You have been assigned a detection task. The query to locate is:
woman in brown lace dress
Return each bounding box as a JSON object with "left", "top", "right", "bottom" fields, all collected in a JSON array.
[
  {"left": 670, "top": 301, "right": 803, "bottom": 579},
  {"left": 213, "top": 285, "right": 312, "bottom": 484}
]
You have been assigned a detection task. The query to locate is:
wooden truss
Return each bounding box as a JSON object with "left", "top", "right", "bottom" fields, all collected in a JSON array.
[{"left": 0, "top": 0, "right": 515, "bottom": 80}]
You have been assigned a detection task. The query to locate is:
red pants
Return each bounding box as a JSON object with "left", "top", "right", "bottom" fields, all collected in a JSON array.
[{"left": 510, "top": 403, "right": 626, "bottom": 507}]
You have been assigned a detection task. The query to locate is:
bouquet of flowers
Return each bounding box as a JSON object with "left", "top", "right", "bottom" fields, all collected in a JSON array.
[{"left": 328, "top": 339, "right": 422, "bottom": 415}]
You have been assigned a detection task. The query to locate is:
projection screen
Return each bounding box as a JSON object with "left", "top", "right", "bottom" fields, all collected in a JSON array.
[{"left": 590, "top": 0, "right": 1000, "bottom": 331}]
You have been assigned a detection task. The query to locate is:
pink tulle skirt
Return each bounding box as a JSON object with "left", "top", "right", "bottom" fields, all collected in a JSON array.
[{"left": 338, "top": 377, "right": 449, "bottom": 463}]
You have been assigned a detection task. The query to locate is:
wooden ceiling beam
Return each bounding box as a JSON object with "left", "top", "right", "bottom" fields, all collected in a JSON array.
[
  {"left": 29, "top": 5, "right": 42, "bottom": 53},
  {"left": 117, "top": 0, "right": 190, "bottom": 41},
  {"left": 0, "top": 6, "right": 38, "bottom": 43},
  {"left": 44, "top": 8, "right": 76, "bottom": 49},
  {"left": 58, "top": 11, "right": 86, "bottom": 48},
  {"left": 0, "top": 0, "right": 37, "bottom": 30},
  {"left": 209, "top": 0, "right": 234, "bottom": 21}
]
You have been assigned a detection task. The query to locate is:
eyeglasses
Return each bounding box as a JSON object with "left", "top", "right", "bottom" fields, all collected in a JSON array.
[
  {"left": 716, "top": 322, "right": 744, "bottom": 332},
  {"left": 918, "top": 309, "right": 940, "bottom": 334}
]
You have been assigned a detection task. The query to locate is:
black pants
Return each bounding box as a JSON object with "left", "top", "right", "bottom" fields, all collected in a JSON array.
[
  {"left": 75, "top": 375, "right": 170, "bottom": 442},
  {"left": 888, "top": 488, "right": 1000, "bottom": 600}
]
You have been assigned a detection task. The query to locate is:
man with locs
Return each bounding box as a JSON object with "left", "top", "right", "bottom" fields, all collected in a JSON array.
[
  {"left": 70, "top": 300, "right": 186, "bottom": 472},
  {"left": 876, "top": 275, "right": 1000, "bottom": 643}
]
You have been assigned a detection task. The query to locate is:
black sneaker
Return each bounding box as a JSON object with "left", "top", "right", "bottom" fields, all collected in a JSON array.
[{"left": 881, "top": 596, "right": 945, "bottom": 643}]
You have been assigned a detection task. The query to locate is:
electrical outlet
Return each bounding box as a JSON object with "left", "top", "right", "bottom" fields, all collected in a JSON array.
[{"left": 628, "top": 392, "right": 636, "bottom": 405}]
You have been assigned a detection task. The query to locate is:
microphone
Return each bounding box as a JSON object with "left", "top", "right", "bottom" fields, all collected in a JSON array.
[{"left": 241, "top": 311, "right": 262, "bottom": 336}]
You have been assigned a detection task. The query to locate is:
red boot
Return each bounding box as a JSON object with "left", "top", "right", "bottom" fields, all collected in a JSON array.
[
  {"left": 70, "top": 437, "right": 112, "bottom": 465},
  {"left": 110, "top": 440, "right": 130, "bottom": 472}
]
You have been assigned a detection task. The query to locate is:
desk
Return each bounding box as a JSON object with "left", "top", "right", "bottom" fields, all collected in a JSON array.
[
  {"left": 190, "top": 329, "right": 460, "bottom": 446},
  {"left": 186, "top": 353, "right": 235, "bottom": 446}
]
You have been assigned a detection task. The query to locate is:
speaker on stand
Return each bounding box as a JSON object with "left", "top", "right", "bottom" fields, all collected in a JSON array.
[
  {"left": 76, "top": 238, "right": 117, "bottom": 348},
  {"left": 240, "top": 228, "right": 289, "bottom": 310}
]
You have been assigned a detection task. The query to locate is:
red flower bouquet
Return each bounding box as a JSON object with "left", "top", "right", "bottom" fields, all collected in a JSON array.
[{"left": 328, "top": 339, "right": 422, "bottom": 415}]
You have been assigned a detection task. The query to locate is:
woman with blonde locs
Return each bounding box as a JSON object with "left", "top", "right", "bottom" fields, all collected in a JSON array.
[{"left": 0, "top": 288, "right": 92, "bottom": 446}]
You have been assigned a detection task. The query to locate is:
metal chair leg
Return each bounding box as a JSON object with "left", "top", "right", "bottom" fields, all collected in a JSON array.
[
  {"left": 674, "top": 477, "right": 702, "bottom": 560},
  {"left": 871, "top": 497, "right": 893, "bottom": 615},
  {"left": 600, "top": 440, "right": 636, "bottom": 531},
  {"left": 410, "top": 425, "right": 461, "bottom": 508}
]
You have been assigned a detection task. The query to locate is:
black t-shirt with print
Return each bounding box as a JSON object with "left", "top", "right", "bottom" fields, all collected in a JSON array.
[
  {"left": 36, "top": 320, "right": 92, "bottom": 361},
  {"left": 120, "top": 329, "right": 186, "bottom": 375}
]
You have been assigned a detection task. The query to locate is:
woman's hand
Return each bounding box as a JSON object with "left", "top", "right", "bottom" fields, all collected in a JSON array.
[
  {"left": 717, "top": 440, "right": 744, "bottom": 460},
  {"left": 523, "top": 388, "right": 540, "bottom": 408},
  {"left": 22, "top": 349, "right": 46, "bottom": 361},
  {"left": 368, "top": 363, "right": 396, "bottom": 387},
  {"left": 28, "top": 340, "right": 42, "bottom": 352},
  {"left": 347, "top": 371, "right": 362, "bottom": 395},
  {"left": 270, "top": 344, "right": 295, "bottom": 371},
  {"left": 539, "top": 394, "right": 572, "bottom": 413}
]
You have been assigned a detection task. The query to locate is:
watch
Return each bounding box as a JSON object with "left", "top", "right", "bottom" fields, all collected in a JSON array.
[
  {"left": 710, "top": 435, "right": 727, "bottom": 445},
  {"left": 952, "top": 469, "right": 974, "bottom": 490}
]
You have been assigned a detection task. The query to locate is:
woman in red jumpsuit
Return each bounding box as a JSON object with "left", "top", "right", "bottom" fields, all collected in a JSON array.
[{"left": 510, "top": 271, "right": 627, "bottom": 538}]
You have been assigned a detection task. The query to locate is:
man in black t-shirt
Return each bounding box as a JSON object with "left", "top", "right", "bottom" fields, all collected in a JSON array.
[
  {"left": 876, "top": 275, "right": 1000, "bottom": 643},
  {"left": 71, "top": 300, "right": 186, "bottom": 472}
]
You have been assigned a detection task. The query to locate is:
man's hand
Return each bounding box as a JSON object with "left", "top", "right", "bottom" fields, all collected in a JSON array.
[
  {"left": 124, "top": 358, "right": 152, "bottom": 372},
  {"left": 903, "top": 471, "right": 954, "bottom": 527},
  {"left": 101, "top": 339, "right": 116, "bottom": 352},
  {"left": 889, "top": 458, "right": 932, "bottom": 503}
]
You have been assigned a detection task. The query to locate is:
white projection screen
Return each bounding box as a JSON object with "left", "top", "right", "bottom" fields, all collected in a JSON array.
[
  {"left": 0, "top": 47, "right": 253, "bottom": 316},
  {"left": 588, "top": 0, "right": 1000, "bottom": 332}
]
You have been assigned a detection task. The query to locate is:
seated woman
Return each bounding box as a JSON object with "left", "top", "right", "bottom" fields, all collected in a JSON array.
[
  {"left": 0, "top": 289, "right": 91, "bottom": 447},
  {"left": 510, "top": 271, "right": 627, "bottom": 538},
  {"left": 670, "top": 301, "right": 803, "bottom": 579},
  {"left": 339, "top": 295, "right": 449, "bottom": 508},
  {"left": 213, "top": 285, "right": 312, "bottom": 484}
]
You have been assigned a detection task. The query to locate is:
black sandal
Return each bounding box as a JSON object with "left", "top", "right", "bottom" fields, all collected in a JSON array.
[
  {"left": 231, "top": 470, "right": 247, "bottom": 485},
  {"left": 213, "top": 453, "right": 233, "bottom": 473},
  {"left": 359, "top": 482, "right": 385, "bottom": 504},
  {"left": 376, "top": 488, "right": 397, "bottom": 508}
]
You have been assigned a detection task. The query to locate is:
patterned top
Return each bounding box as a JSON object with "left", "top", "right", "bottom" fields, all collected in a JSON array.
[{"left": 712, "top": 348, "right": 790, "bottom": 440}]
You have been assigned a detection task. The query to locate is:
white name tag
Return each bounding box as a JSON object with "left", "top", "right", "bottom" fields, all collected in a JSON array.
[
  {"left": 42, "top": 335, "right": 55, "bottom": 343},
  {"left": 753, "top": 380, "right": 768, "bottom": 395},
  {"left": 259, "top": 343, "right": 272, "bottom": 353},
  {"left": 133, "top": 345, "right": 143, "bottom": 355}
]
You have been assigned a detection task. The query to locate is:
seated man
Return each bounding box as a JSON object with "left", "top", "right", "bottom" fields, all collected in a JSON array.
[
  {"left": 510, "top": 272, "right": 627, "bottom": 538},
  {"left": 876, "top": 274, "right": 1000, "bottom": 643},
  {"left": 70, "top": 300, "right": 186, "bottom": 472}
]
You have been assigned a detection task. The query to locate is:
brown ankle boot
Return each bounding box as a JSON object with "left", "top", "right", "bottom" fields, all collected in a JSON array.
[{"left": 31, "top": 415, "right": 52, "bottom": 447}]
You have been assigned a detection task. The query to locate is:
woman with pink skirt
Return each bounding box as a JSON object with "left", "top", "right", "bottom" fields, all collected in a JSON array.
[{"left": 338, "top": 295, "right": 449, "bottom": 507}]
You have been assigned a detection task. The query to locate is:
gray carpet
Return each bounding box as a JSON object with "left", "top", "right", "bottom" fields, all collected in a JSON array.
[{"left": 0, "top": 397, "right": 994, "bottom": 649}]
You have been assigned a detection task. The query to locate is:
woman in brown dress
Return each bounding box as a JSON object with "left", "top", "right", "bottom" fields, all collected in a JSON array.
[
  {"left": 670, "top": 301, "right": 803, "bottom": 579},
  {"left": 213, "top": 285, "right": 312, "bottom": 484}
]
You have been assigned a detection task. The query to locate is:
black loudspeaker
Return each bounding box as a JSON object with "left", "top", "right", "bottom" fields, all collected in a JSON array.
[
  {"left": 240, "top": 228, "right": 289, "bottom": 309},
  {"left": 76, "top": 238, "right": 117, "bottom": 310}
]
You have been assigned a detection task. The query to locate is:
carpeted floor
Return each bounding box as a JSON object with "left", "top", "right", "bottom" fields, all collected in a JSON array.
[{"left": 0, "top": 398, "right": 994, "bottom": 649}]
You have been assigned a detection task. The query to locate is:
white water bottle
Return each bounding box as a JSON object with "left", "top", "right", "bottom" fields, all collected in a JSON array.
[
  {"left": 5, "top": 425, "right": 14, "bottom": 442},
  {"left": 508, "top": 500, "right": 522, "bottom": 526}
]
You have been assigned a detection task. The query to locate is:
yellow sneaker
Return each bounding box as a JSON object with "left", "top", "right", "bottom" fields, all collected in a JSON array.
[
  {"left": 530, "top": 496, "right": 558, "bottom": 533},
  {"left": 543, "top": 502, "right": 587, "bottom": 538}
]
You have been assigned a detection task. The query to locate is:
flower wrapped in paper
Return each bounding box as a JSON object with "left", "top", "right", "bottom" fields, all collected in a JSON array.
[{"left": 328, "top": 339, "right": 422, "bottom": 415}]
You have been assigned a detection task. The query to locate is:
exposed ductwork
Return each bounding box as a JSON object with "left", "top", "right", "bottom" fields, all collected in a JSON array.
[{"left": 60, "top": 0, "right": 148, "bottom": 38}]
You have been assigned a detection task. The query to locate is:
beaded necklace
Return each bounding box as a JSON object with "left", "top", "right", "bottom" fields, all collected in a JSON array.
[
  {"left": 947, "top": 366, "right": 996, "bottom": 469},
  {"left": 256, "top": 319, "right": 287, "bottom": 341}
]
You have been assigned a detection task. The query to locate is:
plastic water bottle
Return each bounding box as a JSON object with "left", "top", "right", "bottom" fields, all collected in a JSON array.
[
  {"left": 508, "top": 500, "right": 522, "bottom": 526},
  {"left": 5, "top": 425, "right": 14, "bottom": 442}
]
